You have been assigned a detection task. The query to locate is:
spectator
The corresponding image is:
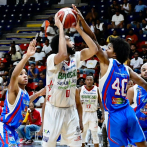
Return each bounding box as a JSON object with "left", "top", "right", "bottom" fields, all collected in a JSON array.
[
  {"left": 39, "top": 72, "right": 46, "bottom": 86},
  {"left": 0, "top": 77, "right": 3, "bottom": 91},
  {"left": 130, "top": 52, "right": 143, "bottom": 74},
  {"left": 85, "top": 56, "right": 98, "bottom": 69},
  {"left": 95, "top": 28, "right": 103, "bottom": 42},
  {"left": 108, "top": 10, "right": 124, "bottom": 29},
  {"left": 42, "top": 38, "right": 52, "bottom": 56},
  {"left": 9, "top": 41, "right": 23, "bottom": 54},
  {"left": 134, "top": 0, "right": 147, "bottom": 12},
  {"left": 121, "top": 0, "right": 132, "bottom": 15},
  {"left": 46, "top": 20, "right": 56, "bottom": 42},
  {"left": 90, "top": 20, "right": 96, "bottom": 33},
  {"left": 99, "top": 38, "right": 107, "bottom": 51},
  {"left": 96, "top": 19, "right": 104, "bottom": 31},
  {"left": 28, "top": 63, "right": 39, "bottom": 82},
  {"left": 78, "top": 79, "right": 85, "bottom": 88},
  {"left": 140, "top": 45, "right": 147, "bottom": 63},
  {"left": 19, "top": 102, "right": 41, "bottom": 144},
  {"left": 85, "top": 7, "right": 98, "bottom": 24},
  {"left": 108, "top": 0, "right": 120, "bottom": 19},
  {"left": 10, "top": 46, "right": 21, "bottom": 63},
  {"left": 142, "top": 25, "right": 147, "bottom": 34},
  {"left": 126, "top": 29, "right": 138, "bottom": 44},
  {"left": 41, "top": 16, "right": 54, "bottom": 38},
  {"left": 32, "top": 46, "right": 46, "bottom": 65},
  {"left": 33, "top": 96, "right": 45, "bottom": 108},
  {"left": 127, "top": 38, "right": 132, "bottom": 46},
  {"left": 77, "top": 71, "right": 85, "bottom": 86},
  {"left": 0, "top": 62, "right": 9, "bottom": 77},
  {"left": 4, "top": 53, "right": 11, "bottom": 69},
  {"left": 35, "top": 80, "right": 44, "bottom": 92},
  {"left": 129, "top": 43, "right": 137, "bottom": 59},
  {"left": 106, "top": 30, "right": 119, "bottom": 44}
]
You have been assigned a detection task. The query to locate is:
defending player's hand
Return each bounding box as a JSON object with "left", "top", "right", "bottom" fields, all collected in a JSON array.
[
  {"left": 79, "top": 121, "right": 83, "bottom": 133},
  {"left": 26, "top": 39, "right": 36, "bottom": 57},
  {"left": 55, "top": 13, "right": 62, "bottom": 28},
  {"left": 72, "top": 4, "right": 84, "bottom": 21}
]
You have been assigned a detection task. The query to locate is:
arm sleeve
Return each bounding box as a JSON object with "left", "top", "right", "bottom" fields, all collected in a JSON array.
[
  {"left": 46, "top": 27, "right": 50, "bottom": 33},
  {"left": 140, "top": 58, "right": 143, "bottom": 64},
  {"left": 112, "top": 15, "right": 115, "bottom": 22},
  {"left": 120, "top": 14, "right": 124, "bottom": 21},
  {"left": 17, "top": 52, "right": 21, "bottom": 59},
  {"left": 130, "top": 60, "right": 133, "bottom": 66}
]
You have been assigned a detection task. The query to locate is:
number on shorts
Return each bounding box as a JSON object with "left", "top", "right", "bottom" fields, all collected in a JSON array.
[
  {"left": 86, "top": 104, "right": 91, "bottom": 108},
  {"left": 112, "top": 78, "right": 128, "bottom": 96},
  {"left": 66, "top": 90, "right": 70, "bottom": 98}
]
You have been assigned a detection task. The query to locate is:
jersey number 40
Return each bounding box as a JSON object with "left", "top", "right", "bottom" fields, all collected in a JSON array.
[{"left": 112, "top": 78, "right": 128, "bottom": 96}]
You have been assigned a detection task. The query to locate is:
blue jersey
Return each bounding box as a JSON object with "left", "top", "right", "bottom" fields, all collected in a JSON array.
[
  {"left": 0, "top": 88, "right": 30, "bottom": 129},
  {"left": 134, "top": 85, "right": 147, "bottom": 130},
  {"left": 99, "top": 59, "right": 129, "bottom": 112}
]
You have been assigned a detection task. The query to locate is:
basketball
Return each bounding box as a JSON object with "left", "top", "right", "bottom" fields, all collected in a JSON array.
[{"left": 57, "top": 8, "right": 77, "bottom": 29}]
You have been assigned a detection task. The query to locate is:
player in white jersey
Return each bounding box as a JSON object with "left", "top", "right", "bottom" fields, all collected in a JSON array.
[
  {"left": 41, "top": 10, "right": 98, "bottom": 147},
  {"left": 79, "top": 75, "right": 104, "bottom": 147}
]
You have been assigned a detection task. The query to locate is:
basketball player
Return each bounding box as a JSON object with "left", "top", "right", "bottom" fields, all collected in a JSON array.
[
  {"left": 42, "top": 12, "right": 97, "bottom": 147},
  {"left": 127, "top": 63, "right": 147, "bottom": 146},
  {"left": 79, "top": 75, "right": 104, "bottom": 147},
  {"left": 72, "top": 4, "right": 147, "bottom": 147},
  {"left": 0, "top": 40, "right": 46, "bottom": 147}
]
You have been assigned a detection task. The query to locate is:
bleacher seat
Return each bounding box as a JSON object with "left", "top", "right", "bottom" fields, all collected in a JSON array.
[
  {"left": 28, "top": 82, "right": 38, "bottom": 90},
  {"left": 36, "top": 66, "right": 46, "bottom": 72},
  {"left": 20, "top": 43, "right": 29, "bottom": 51}
]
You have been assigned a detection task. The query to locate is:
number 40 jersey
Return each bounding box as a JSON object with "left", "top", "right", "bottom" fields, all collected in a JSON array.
[{"left": 99, "top": 59, "right": 130, "bottom": 112}]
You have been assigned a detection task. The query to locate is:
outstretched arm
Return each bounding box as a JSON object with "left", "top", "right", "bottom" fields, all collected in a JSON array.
[
  {"left": 8, "top": 40, "right": 36, "bottom": 105},
  {"left": 54, "top": 13, "right": 68, "bottom": 65},
  {"left": 29, "top": 87, "right": 46, "bottom": 103},
  {"left": 129, "top": 67, "right": 147, "bottom": 91},
  {"left": 72, "top": 4, "right": 109, "bottom": 65}
]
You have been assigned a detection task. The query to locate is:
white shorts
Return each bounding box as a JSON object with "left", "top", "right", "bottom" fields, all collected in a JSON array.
[
  {"left": 83, "top": 111, "right": 98, "bottom": 132},
  {"left": 42, "top": 103, "right": 82, "bottom": 147}
]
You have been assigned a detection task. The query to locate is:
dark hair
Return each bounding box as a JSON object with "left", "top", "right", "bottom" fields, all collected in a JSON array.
[
  {"left": 50, "top": 20, "right": 54, "bottom": 24},
  {"left": 86, "top": 74, "right": 94, "bottom": 79},
  {"left": 142, "top": 45, "right": 147, "bottom": 48},
  {"left": 9, "top": 67, "right": 27, "bottom": 79},
  {"left": 110, "top": 37, "right": 130, "bottom": 64},
  {"left": 51, "top": 34, "right": 59, "bottom": 54},
  {"left": 134, "top": 51, "right": 139, "bottom": 55},
  {"left": 30, "top": 63, "right": 36, "bottom": 66},
  {"left": 131, "top": 43, "right": 136, "bottom": 47},
  {"left": 45, "top": 38, "right": 49, "bottom": 42}
]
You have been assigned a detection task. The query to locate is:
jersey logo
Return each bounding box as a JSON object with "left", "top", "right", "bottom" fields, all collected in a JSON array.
[{"left": 140, "top": 104, "right": 147, "bottom": 115}]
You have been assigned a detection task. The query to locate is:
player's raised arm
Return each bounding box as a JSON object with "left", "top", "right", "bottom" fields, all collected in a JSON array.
[
  {"left": 54, "top": 13, "right": 68, "bottom": 65},
  {"left": 129, "top": 67, "right": 147, "bottom": 91},
  {"left": 72, "top": 4, "right": 109, "bottom": 64},
  {"left": 29, "top": 87, "right": 46, "bottom": 103},
  {"left": 8, "top": 40, "right": 36, "bottom": 105},
  {"left": 74, "top": 20, "right": 97, "bottom": 61}
]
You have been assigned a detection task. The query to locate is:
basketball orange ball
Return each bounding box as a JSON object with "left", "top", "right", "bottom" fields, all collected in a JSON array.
[{"left": 57, "top": 8, "right": 77, "bottom": 28}]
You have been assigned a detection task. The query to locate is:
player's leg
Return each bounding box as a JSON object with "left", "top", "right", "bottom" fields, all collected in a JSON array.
[
  {"left": 61, "top": 107, "right": 82, "bottom": 147},
  {"left": 107, "top": 111, "right": 128, "bottom": 147},
  {"left": 42, "top": 104, "right": 64, "bottom": 147},
  {"left": 126, "top": 106, "right": 146, "bottom": 147},
  {"left": 82, "top": 123, "right": 89, "bottom": 147}
]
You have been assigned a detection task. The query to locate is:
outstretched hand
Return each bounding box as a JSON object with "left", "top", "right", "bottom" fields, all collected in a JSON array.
[
  {"left": 26, "top": 39, "right": 36, "bottom": 57},
  {"left": 72, "top": 4, "right": 84, "bottom": 21},
  {"left": 55, "top": 13, "right": 63, "bottom": 28}
]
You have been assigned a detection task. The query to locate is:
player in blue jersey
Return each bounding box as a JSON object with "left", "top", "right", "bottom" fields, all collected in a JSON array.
[
  {"left": 127, "top": 63, "right": 147, "bottom": 146},
  {"left": 0, "top": 39, "right": 46, "bottom": 147},
  {"left": 72, "top": 4, "right": 147, "bottom": 147}
]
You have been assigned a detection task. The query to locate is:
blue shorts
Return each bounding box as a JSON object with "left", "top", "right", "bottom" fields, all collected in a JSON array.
[
  {"left": 0, "top": 122, "right": 19, "bottom": 147},
  {"left": 107, "top": 106, "right": 146, "bottom": 147}
]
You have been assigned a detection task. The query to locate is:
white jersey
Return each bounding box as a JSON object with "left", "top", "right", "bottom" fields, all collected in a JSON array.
[
  {"left": 46, "top": 52, "right": 81, "bottom": 107},
  {"left": 80, "top": 85, "right": 98, "bottom": 112}
]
